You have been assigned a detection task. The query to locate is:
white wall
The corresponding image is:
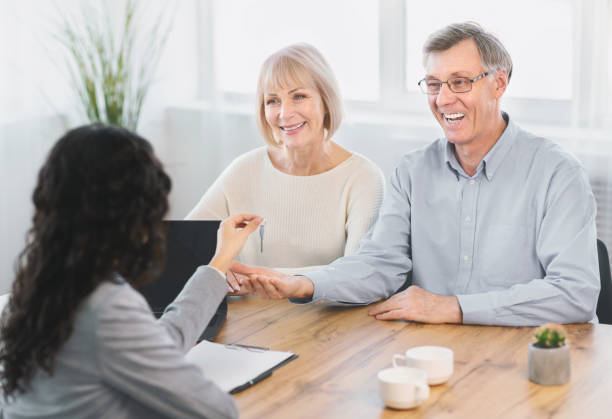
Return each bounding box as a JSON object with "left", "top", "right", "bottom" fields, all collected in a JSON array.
[{"left": 0, "top": 115, "right": 68, "bottom": 293}]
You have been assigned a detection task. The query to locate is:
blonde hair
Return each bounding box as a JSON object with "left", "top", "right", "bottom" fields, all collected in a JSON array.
[{"left": 255, "top": 43, "right": 343, "bottom": 147}]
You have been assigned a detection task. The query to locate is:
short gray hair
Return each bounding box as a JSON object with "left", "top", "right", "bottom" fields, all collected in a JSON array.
[{"left": 423, "top": 22, "right": 513, "bottom": 82}]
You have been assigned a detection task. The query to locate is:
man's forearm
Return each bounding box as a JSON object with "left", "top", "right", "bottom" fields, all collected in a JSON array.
[{"left": 456, "top": 278, "right": 598, "bottom": 326}]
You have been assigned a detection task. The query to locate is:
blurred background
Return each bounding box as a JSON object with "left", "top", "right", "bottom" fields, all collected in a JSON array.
[{"left": 1, "top": 0, "right": 611, "bottom": 293}]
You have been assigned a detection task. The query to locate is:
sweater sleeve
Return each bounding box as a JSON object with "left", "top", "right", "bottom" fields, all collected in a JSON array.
[
  {"left": 96, "top": 267, "right": 238, "bottom": 419},
  {"left": 343, "top": 158, "right": 385, "bottom": 255}
]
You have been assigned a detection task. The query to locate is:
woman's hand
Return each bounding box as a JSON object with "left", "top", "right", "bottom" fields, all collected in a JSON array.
[
  {"left": 209, "top": 214, "right": 263, "bottom": 274},
  {"left": 226, "top": 270, "right": 250, "bottom": 295}
]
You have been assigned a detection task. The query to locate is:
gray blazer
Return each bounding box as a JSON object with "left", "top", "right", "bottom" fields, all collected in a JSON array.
[{"left": 1, "top": 266, "right": 238, "bottom": 419}]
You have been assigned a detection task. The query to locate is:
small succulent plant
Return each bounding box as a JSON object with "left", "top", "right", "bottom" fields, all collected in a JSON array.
[{"left": 533, "top": 323, "right": 567, "bottom": 348}]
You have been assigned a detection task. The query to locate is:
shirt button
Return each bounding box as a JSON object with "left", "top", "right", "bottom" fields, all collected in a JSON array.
[
  {"left": 469, "top": 179, "right": 475, "bottom": 185},
  {"left": 463, "top": 255, "right": 469, "bottom": 261},
  {"left": 465, "top": 216, "right": 471, "bottom": 223}
]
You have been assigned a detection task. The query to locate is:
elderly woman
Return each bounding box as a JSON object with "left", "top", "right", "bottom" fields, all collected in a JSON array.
[
  {"left": 187, "top": 43, "right": 384, "bottom": 287},
  {"left": 0, "top": 124, "right": 262, "bottom": 418}
]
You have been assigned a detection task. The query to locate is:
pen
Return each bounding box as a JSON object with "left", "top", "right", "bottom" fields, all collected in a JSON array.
[
  {"left": 227, "top": 353, "right": 299, "bottom": 394},
  {"left": 230, "top": 371, "right": 273, "bottom": 394}
]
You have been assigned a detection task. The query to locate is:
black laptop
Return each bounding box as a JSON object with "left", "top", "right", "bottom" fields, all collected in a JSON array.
[{"left": 138, "top": 220, "right": 227, "bottom": 342}]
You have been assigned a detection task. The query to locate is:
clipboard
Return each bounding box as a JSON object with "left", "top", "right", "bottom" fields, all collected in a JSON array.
[{"left": 185, "top": 341, "right": 298, "bottom": 393}]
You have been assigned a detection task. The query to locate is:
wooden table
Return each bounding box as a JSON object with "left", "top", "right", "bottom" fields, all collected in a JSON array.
[{"left": 217, "top": 296, "right": 612, "bottom": 419}]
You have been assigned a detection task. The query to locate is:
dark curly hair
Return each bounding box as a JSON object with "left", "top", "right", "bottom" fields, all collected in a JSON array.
[{"left": 0, "top": 124, "right": 171, "bottom": 398}]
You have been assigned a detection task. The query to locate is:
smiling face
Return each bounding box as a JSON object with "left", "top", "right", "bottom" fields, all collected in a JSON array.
[
  {"left": 424, "top": 39, "right": 506, "bottom": 148},
  {"left": 263, "top": 81, "right": 326, "bottom": 149}
]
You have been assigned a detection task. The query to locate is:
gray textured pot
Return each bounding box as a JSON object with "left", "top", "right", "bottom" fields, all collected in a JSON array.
[{"left": 528, "top": 342, "right": 570, "bottom": 385}]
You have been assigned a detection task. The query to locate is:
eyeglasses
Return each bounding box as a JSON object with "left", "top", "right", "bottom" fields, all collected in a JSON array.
[{"left": 417, "top": 72, "right": 489, "bottom": 95}]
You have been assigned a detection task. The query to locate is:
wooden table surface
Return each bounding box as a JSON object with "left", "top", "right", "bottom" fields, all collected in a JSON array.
[{"left": 216, "top": 296, "right": 612, "bottom": 419}]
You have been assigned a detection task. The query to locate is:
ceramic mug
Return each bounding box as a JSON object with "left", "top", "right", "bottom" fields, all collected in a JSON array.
[
  {"left": 393, "top": 346, "right": 454, "bottom": 385},
  {"left": 377, "top": 366, "right": 430, "bottom": 409}
]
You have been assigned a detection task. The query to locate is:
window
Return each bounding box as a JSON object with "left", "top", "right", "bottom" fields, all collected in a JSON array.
[{"left": 212, "top": 0, "right": 379, "bottom": 101}]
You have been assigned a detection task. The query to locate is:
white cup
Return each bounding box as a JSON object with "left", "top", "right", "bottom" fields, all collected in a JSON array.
[
  {"left": 377, "top": 366, "right": 430, "bottom": 410},
  {"left": 393, "top": 346, "right": 454, "bottom": 385}
]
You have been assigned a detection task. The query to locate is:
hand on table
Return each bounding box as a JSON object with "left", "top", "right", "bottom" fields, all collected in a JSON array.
[
  {"left": 209, "top": 214, "right": 263, "bottom": 275},
  {"left": 230, "top": 262, "right": 314, "bottom": 299},
  {"left": 368, "top": 285, "right": 462, "bottom": 324}
]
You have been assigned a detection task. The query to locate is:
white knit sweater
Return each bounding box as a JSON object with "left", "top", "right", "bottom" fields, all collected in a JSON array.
[{"left": 186, "top": 147, "right": 384, "bottom": 272}]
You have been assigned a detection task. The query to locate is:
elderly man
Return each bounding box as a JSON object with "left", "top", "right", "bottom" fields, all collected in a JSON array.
[{"left": 233, "top": 22, "right": 600, "bottom": 326}]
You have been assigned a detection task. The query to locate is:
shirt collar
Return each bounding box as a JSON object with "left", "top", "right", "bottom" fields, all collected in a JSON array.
[
  {"left": 444, "top": 142, "right": 463, "bottom": 179},
  {"left": 480, "top": 112, "right": 515, "bottom": 181},
  {"left": 444, "top": 112, "right": 516, "bottom": 181}
]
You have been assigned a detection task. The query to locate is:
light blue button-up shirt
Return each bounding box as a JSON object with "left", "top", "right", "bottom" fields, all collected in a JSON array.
[{"left": 306, "top": 114, "right": 600, "bottom": 326}]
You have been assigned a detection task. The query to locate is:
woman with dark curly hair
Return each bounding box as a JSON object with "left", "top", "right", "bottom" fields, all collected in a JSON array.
[{"left": 0, "top": 124, "right": 260, "bottom": 418}]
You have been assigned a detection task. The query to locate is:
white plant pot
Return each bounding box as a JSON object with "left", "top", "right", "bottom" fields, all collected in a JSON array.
[{"left": 528, "top": 342, "right": 570, "bottom": 385}]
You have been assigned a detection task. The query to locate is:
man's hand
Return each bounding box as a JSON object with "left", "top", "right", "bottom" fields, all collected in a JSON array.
[
  {"left": 368, "top": 285, "right": 462, "bottom": 324},
  {"left": 231, "top": 262, "right": 314, "bottom": 299}
]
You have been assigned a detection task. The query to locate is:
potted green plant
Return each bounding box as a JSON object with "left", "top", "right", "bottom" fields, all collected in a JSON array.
[
  {"left": 54, "top": 0, "right": 173, "bottom": 131},
  {"left": 528, "top": 323, "right": 570, "bottom": 385}
]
